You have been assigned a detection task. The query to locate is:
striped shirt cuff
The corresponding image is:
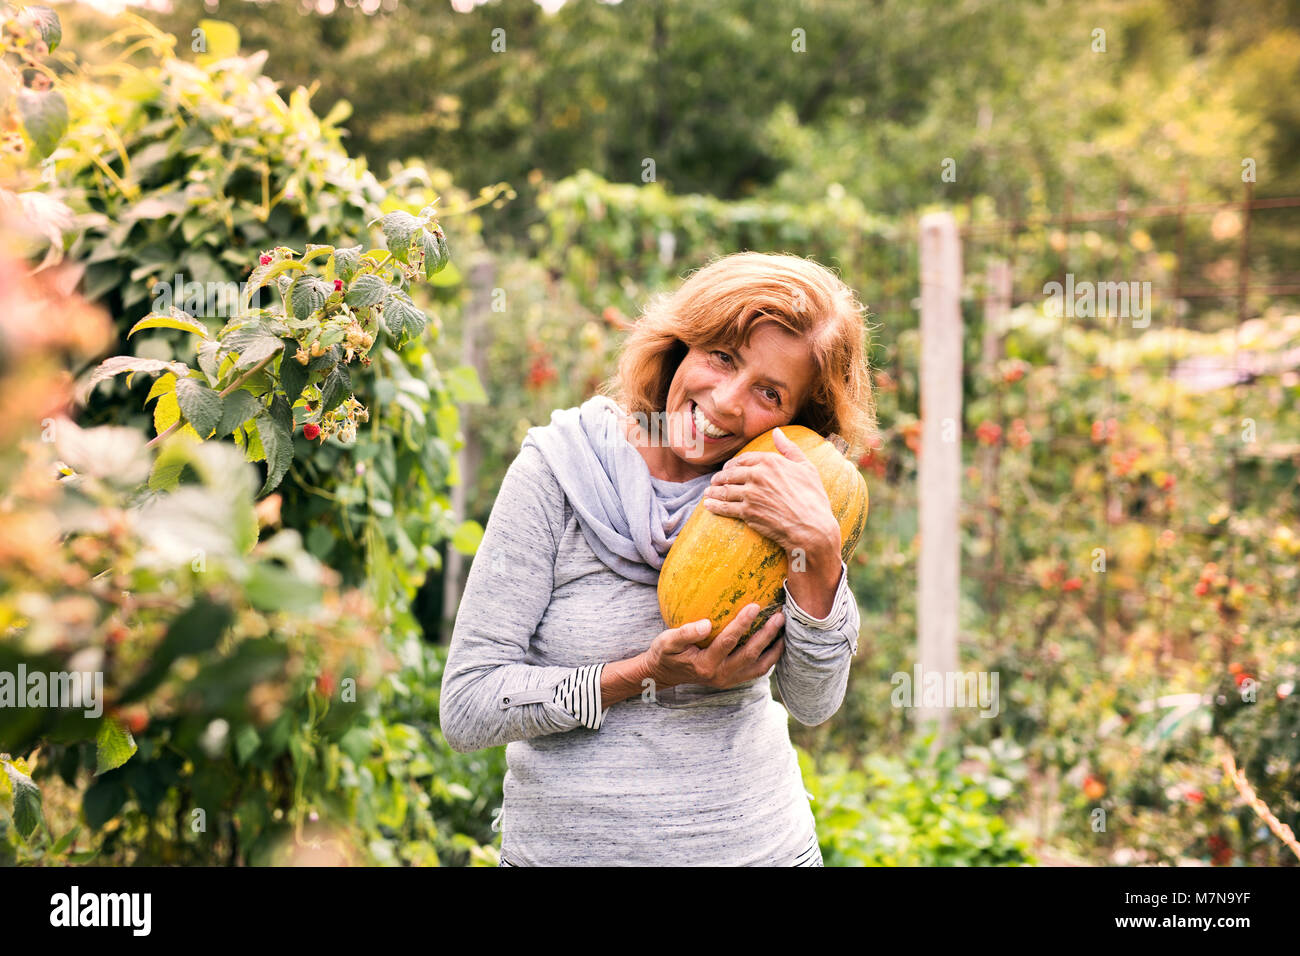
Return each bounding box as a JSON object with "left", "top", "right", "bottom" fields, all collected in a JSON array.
[
  {"left": 782, "top": 559, "right": 851, "bottom": 630},
  {"left": 551, "top": 663, "right": 608, "bottom": 730}
]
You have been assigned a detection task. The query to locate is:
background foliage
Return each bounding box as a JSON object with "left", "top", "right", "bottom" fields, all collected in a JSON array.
[{"left": 3, "top": 0, "right": 1298, "bottom": 866}]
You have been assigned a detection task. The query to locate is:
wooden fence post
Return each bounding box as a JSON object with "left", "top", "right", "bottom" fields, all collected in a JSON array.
[
  {"left": 441, "top": 254, "right": 496, "bottom": 643},
  {"left": 917, "top": 212, "right": 963, "bottom": 737}
]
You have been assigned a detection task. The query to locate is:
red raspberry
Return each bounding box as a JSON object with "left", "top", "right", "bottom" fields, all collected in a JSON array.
[
  {"left": 1091, "top": 417, "right": 1118, "bottom": 443},
  {"left": 334, "top": 279, "right": 343, "bottom": 292},
  {"left": 1008, "top": 418, "right": 1032, "bottom": 449},
  {"left": 303, "top": 423, "right": 321, "bottom": 440},
  {"left": 975, "top": 421, "right": 1001, "bottom": 446},
  {"left": 527, "top": 355, "right": 557, "bottom": 389},
  {"left": 114, "top": 706, "right": 149, "bottom": 735},
  {"left": 1062, "top": 577, "right": 1082, "bottom": 592},
  {"left": 259, "top": 253, "right": 272, "bottom": 265}
]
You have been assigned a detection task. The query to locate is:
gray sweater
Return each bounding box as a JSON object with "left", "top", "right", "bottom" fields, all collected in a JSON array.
[{"left": 440, "top": 440, "right": 861, "bottom": 865}]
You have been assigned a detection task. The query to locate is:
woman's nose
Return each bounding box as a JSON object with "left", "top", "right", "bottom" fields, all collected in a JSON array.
[{"left": 711, "top": 382, "right": 745, "bottom": 421}]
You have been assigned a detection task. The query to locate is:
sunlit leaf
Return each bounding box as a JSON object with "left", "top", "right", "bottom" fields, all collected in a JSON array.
[
  {"left": 95, "top": 718, "right": 137, "bottom": 776},
  {"left": 129, "top": 308, "right": 210, "bottom": 339}
]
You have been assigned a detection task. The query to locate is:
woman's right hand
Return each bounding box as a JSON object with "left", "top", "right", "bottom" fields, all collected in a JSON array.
[{"left": 643, "top": 603, "right": 785, "bottom": 691}]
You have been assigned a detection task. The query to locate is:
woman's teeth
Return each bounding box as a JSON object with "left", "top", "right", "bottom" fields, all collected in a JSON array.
[{"left": 692, "top": 402, "right": 731, "bottom": 438}]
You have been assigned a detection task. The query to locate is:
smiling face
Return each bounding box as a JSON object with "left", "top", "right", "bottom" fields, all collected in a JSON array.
[{"left": 627, "top": 322, "right": 819, "bottom": 482}]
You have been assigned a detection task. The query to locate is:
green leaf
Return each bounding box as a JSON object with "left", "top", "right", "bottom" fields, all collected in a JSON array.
[
  {"left": 17, "top": 88, "right": 67, "bottom": 159},
  {"left": 239, "top": 417, "right": 266, "bottom": 462},
  {"left": 77, "top": 355, "right": 190, "bottom": 405},
  {"left": 124, "top": 190, "right": 190, "bottom": 223},
  {"left": 21, "top": 6, "right": 62, "bottom": 53},
  {"left": 82, "top": 778, "right": 126, "bottom": 831},
  {"left": 234, "top": 725, "right": 261, "bottom": 765},
  {"left": 375, "top": 211, "right": 423, "bottom": 264},
  {"left": 196, "top": 18, "right": 240, "bottom": 59},
  {"left": 396, "top": 377, "right": 430, "bottom": 402},
  {"left": 119, "top": 597, "right": 235, "bottom": 704},
  {"left": 242, "top": 258, "right": 306, "bottom": 310},
  {"left": 128, "top": 308, "right": 210, "bottom": 339},
  {"left": 218, "top": 389, "right": 262, "bottom": 437},
  {"left": 148, "top": 430, "right": 202, "bottom": 492},
  {"left": 344, "top": 273, "right": 388, "bottom": 308},
  {"left": 421, "top": 226, "right": 450, "bottom": 279},
  {"left": 290, "top": 275, "right": 330, "bottom": 321},
  {"left": 394, "top": 391, "right": 426, "bottom": 426},
  {"left": 2, "top": 759, "right": 45, "bottom": 840},
  {"left": 319, "top": 362, "right": 352, "bottom": 413},
  {"left": 82, "top": 262, "right": 123, "bottom": 303},
  {"left": 305, "top": 524, "right": 335, "bottom": 560},
  {"left": 196, "top": 339, "right": 221, "bottom": 383},
  {"left": 301, "top": 243, "right": 335, "bottom": 266},
  {"left": 383, "top": 290, "right": 426, "bottom": 341},
  {"left": 51, "top": 824, "right": 81, "bottom": 855},
  {"left": 95, "top": 718, "right": 137, "bottom": 776},
  {"left": 245, "top": 561, "right": 322, "bottom": 613},
  {"left": 180, "top": 214, "right": 207, "bottom": 245},
  {"left": 145, "top": 371, "right": 178, "bottom": 405},
  {"left": 175, "top": 377, "right": 224, "bottom": 437},
  {"left": 154, "top": 388, "right": 179, "bottom": 435},
  {"left": 268, "top": 392, "right": 293, "bottom": 439},
  {"left": 444, "top": 365, "right": 487, "bottom": 404},
  {"left": 332, "top": 245, "right": 363, "bottom": 283},
  {"left": 322, "top": 99, "right": 352, "bottom": 126},
  {"left": 222, "top": 328, "right": 285, "bottom": 371},
  {"left": 279, "top": 340, "right": 309, "bottom": 406},
  {"left": 434, "top": 401, "right": 459, "bottom": 441},
  {"left": 253, "top": 408, "right": 293, "bottom": 496},
  {"left": 451, "top": 519, "right": 484, "bottom": 555},
  {"left": 190, "top": 638, "right": 287, "bottom": 709}
]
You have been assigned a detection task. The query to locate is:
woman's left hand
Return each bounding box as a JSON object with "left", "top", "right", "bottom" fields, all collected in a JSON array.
[{"left": 700, "top": 427, "right": 840, "bottom": 557}]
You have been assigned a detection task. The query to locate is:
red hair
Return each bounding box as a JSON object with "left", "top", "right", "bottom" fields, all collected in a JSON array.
[{"left": 601, "top": 251, "right": 876, "bottom": 461}]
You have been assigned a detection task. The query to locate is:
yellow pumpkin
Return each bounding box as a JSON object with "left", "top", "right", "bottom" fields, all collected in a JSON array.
[{"left": 657, "top": 424, "right": 868, "bottom": 648}]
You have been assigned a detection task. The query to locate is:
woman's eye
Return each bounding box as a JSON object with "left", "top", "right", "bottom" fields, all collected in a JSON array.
[{"left": 711, "top": 350, "right": 732, "bottom": 365}]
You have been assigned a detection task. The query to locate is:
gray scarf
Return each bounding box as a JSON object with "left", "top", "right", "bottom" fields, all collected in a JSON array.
[{"left": 521, "top": 395, "right": 715, "bottom": 584}]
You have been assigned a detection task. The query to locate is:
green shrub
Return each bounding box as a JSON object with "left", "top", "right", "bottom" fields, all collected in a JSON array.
[{"left": 800, "top": 734, "right": 1036, "bottom": 866}]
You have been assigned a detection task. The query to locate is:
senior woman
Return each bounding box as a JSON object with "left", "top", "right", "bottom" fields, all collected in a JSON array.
[{"left": 440, "top": 250, "right": 875, "bottom": 866}]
